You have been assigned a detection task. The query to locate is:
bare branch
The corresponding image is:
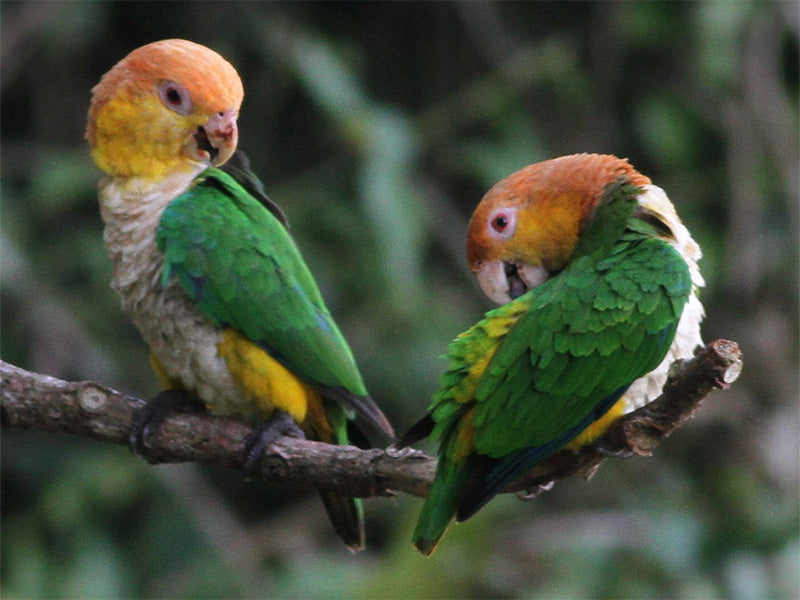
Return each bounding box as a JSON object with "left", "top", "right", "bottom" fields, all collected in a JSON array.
[{"left": 0, "top": 340, "right": 741, "bottom": 500}]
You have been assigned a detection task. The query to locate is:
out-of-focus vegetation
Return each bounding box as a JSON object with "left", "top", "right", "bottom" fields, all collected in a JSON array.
[{"left": 1, "top": 1, "right": 797, "bottom": 598}]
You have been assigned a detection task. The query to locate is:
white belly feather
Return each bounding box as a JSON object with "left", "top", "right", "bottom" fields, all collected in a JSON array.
[
  {"left": 98, "top": 172, "right": 252, "bottom": 417},
  {"left": 623, "top": 184, "right": 705, "bottom": 412}
]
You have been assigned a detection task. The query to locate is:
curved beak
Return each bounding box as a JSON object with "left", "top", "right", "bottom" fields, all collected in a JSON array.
[
  {"left": 473, "top": 259, "right": 550, "bottom": 304},
  {"left": 187, "top": 108, "right": 238, "bottom": 167}
]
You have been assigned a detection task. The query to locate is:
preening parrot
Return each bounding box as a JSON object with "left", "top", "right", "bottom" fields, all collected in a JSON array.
[
  {"left": 405, "top": 154, "right": 704, "bottom": 555},
  {"left": 86, "top": 39, "right": 394, "bottom": 551}
]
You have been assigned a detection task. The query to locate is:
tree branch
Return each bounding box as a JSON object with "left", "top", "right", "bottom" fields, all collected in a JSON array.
[{"left": 0, "top": 340, "right": 741, "bottom": 499}]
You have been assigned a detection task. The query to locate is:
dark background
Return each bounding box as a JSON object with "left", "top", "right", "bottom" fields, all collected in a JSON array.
[{"left": 2, "top": 1, "right": 797, "bottom": 598}]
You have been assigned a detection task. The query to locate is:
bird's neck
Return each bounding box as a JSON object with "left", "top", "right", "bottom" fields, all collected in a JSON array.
[
  {"left": 98, "top": 166, "right": 203, "bottom": 305},
  {"left": 99, "top": 166, "right": 202, "bottom": 242}
]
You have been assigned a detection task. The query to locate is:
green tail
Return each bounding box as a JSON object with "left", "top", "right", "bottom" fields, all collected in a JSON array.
[
  {"left": 312, "top": 401, "right": 367, "bottom": 551},
  {"left": 319, "top": 490, "right": 365, "bottom": 551},
  {"left": 412, "top": 461, "right": 472, "bottom": 555}
]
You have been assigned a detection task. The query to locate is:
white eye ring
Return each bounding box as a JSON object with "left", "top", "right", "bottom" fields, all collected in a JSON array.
[
  {"left": 158, "top": 80, "right": 192, "bottom": 116},
  {"left": 487, "top": 207, "right": 517, "bottom": 239}
]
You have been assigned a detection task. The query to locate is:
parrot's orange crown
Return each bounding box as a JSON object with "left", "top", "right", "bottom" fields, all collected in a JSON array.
[
  {"left": 466, "top": 154, "right": 651, "bottom": 304},
  {"left": 86, "top": 39, "right": 244, "bottom": 180}
]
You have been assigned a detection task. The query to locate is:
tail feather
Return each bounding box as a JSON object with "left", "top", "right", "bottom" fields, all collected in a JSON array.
[
  {"left": 313, "top": 398, "right": 367, "bottom": 551},
  {"left": 412, "top": 460, "right": 473, "bottom": 555},
  {"left": 319, "top": 490, "right": 365, "bottom": 552},
  {"left": 324, "top": 387, "right": 395, "bottom": 442},
  {"left": 398, "top": 413, "right": 435, "bottom": 448}
]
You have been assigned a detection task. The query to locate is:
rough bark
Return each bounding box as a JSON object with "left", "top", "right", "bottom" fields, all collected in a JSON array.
[{"left": 0, "top": 339, "right": 742, "bottom": 499}]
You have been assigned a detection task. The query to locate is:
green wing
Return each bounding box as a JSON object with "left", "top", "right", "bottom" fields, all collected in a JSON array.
[
  {"left": 157, "top": 167, "right": 392, "bottom": 437},
  {"left": 472, "top": 237, "right": 689, "bottom": 453},
  {"left": 421, "top": 180, "right": 693, "bottom": 535},
  {"left": 458, "top": 235, "right": 689, "bottom": 519}
]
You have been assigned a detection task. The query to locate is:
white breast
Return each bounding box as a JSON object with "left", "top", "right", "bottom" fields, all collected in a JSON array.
[
  {"left": 98, "top": 172, "right": 251, "bottom": 416},
  {"left": 623, "top": 184, "right": 705, "bottom": 412}
]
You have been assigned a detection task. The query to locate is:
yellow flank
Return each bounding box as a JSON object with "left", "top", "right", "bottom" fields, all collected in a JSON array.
[
  {"left": 451, "top": 409, "right": 476, "bottom": 463},
  {"left": 476, "top": 306, "right": 525, "bottom": 346},
  {"left": 455, "top": 302, "right": 529, "bottom": 402},
  {"left": 92, "top": 94, "right": 204, "bottom": 181},
  {"left": 565, "top": 396, "right": 627, "bottom": 449},
  {"left": 149, "top": 353, "right": 183, "bottom": 390},
  {"left": 217, "top": 328, "right": 322, "bottom": 429}
]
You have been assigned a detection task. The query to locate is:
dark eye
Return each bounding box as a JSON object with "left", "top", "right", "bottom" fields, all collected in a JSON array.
[
  {"left": 487, "top": 207, "right": 517, "bottom": 239},
  {"left": 165, "top": 88, "right": 181, "bottom": 105},
  {"left": 158, "top": 81, "right": 192, "bottom": 115},
  {"left": 491, "top": 214, "right": 509, "bottom": 232}
]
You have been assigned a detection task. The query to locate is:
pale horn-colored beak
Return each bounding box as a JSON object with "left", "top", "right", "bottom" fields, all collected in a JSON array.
[
  {"left": 474, "top": 259, "right": 550, "bottom": 304},
  {"left": 186, "top": 108, "right": 238, "bottom": 167},
  {"left": 474, "top": 259, "right": 514, "bottom": 305}
]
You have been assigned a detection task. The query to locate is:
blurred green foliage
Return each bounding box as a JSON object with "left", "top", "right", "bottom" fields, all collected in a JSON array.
[{"left": 2, "top": 1, "right": 798, "bottom": 598}]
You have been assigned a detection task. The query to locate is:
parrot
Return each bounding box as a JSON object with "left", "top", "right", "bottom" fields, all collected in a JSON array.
[
  {"left": 85, "top": 39, "right": 394, "bottom": 551},
  {"left": 404, "top": 153, "right": 704, "bottom": 555}
]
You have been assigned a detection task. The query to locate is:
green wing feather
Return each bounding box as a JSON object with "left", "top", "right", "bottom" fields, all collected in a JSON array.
[
  {"left": 413, "top": 180, "right": 692, "bottom": 551},
  {"left": 157, "top": 166, "right": 392, "bottom": 438},
  {"left": 471, "top": 239, "right": 687, "bottom": 454}
]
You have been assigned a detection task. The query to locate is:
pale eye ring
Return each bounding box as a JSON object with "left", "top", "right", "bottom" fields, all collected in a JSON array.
[
  {"left": 487, "top": 207, "right": 517, "bottom": 239},
  {"left": 158, "top": 81, "right": 192, "bottom": 115},
  {"left": 491, "top": 214, "right": 509, "bottom": 231}
]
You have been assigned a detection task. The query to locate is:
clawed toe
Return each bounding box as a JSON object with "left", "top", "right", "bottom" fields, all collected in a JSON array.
[
  {"left": 129, "top": 389, "right": 203, "bottom": 458},
  {"left": 241, "top": 410, "right": 305, "bottom": 471},
  {"left": 592, "top": 437, "right": 634, "bottom": 458}
]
